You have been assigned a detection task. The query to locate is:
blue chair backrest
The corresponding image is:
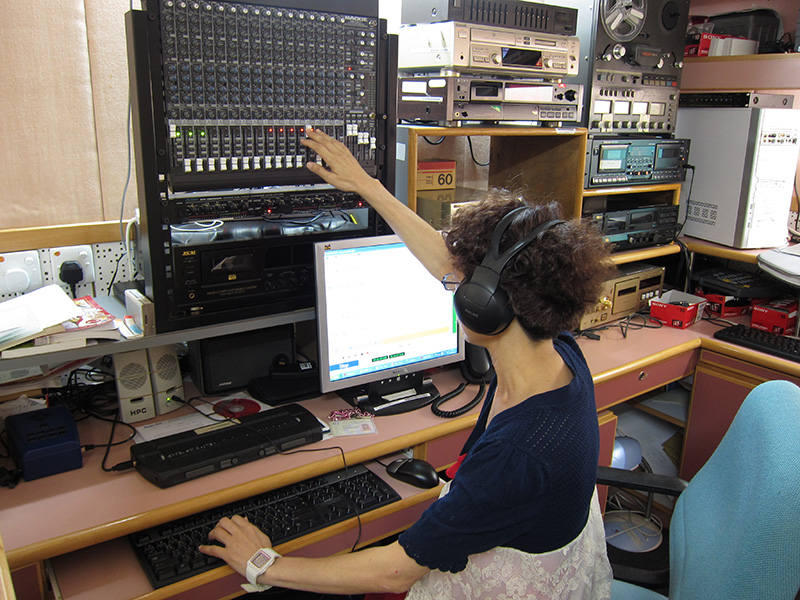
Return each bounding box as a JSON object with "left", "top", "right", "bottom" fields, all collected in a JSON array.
[{"left": 669, "top": 379, "right": 800, "bottom": 599}]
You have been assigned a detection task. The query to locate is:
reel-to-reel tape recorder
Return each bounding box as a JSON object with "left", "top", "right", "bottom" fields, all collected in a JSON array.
[{"left": 559, "top": 0, "right": 691, "bottom": 134}]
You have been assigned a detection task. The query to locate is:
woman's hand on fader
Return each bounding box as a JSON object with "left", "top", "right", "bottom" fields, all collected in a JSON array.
[
  {"left": 199, "top": 515, "right": 273, "bottom": 579},
  {"left": 301, "top": 129, "right": 375, "bottom": 196}
]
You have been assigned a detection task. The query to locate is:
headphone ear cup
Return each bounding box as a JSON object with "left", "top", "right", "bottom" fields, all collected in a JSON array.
[{"left": 454, "top": 281, "right": 515, "bottom": 336}]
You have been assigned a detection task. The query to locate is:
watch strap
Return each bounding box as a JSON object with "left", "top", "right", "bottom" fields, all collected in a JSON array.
[{"left": 242, "top": 547, "right": 281, "bottom": 593}]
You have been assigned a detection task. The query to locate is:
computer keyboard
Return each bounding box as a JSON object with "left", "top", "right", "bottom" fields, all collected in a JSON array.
[
  {"left": 129, "top": 464, "right": 401, "bottom": 588},
  {"left": 713, "top": 324, "right": 800, "bottom": 362}
]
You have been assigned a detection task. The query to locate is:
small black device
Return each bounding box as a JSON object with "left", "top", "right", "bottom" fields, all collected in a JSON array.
[
  {"left": 461, "top": 342, "right": 494, "bottom": 383},
  {"left": 130, "top": 403, "right": 323, "bottom": 488},
  {"left": 692, "top": 268, "right": 784, "bottom": 299},
  {"left": 247, "top": 360, "right": 321, "bottom": 406},
  {"left": 678, "top": 92, "right": 793, "bottom": 109},
  {"left": 386, "top": 458, "right": 440, "bottom": 489},
  {"left": 454, "top": 209, "right": 564, "bottom": 335}
]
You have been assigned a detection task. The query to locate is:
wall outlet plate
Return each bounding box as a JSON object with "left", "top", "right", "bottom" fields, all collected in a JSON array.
[
  {"left": 0, "top": 250, "right": 43, "bottom": 294},
  {"left": 49, "top": 245, "right": 96, "bottom": 286}
]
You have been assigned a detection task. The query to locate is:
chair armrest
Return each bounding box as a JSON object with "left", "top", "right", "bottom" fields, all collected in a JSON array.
[{"left": 597, "top": 466, "right": 689, "bottom": 496}]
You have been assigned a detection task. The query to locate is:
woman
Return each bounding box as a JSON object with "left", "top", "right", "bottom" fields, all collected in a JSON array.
[{"left": 199, "top": 129, "right": 614, "bottom": 599}]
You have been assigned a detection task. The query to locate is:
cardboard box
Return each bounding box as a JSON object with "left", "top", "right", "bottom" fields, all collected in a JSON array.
[
  {"left": 649, "top": 290, "right": 707, "bottom": 329},
  {"left": 751, "top": 298, "right": 798, "bottom": 335},
  {"left": 684, "top": 32, "right": 731, "bottom": 57},
  {"left": 417, "top": 160, "right": 456, "bottom": 190},
  {"left": 693, "top": 287, "right": 767, "bottom": 318},
  {"left": 416, "top": 189, "right": 475, "bottom": 230}
]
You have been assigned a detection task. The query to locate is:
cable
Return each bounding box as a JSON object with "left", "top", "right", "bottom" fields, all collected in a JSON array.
[
  {"left": 676, "top": 164, "right": 695, "bottom": 237},
  {"left": 466, "top": 136, "right": 490, "bottom": 167},
  {"left": 105, "top": 252, "right": 127, "bottom": 296},
  {"left": 672, "top": 236, "right": 693, "bottom": 292},
  {"left": 422, "top": 135, "right": 446, "bottom": 145},
  {"left": 431, "top": 381, "right": 485, "bottom": 418},
  {"left": 575, "top": 311, "right": 662, "bottom": 340},
  {"left": 124, "top": 213, "right": 140, "bottom": 279},
  {"left": 96, "top": 413, "right": 138, "bottom": 472}
]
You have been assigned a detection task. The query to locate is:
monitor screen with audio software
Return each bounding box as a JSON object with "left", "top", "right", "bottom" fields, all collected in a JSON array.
[{"left": 314, "top": 235, "right": 464, "bottom": 415}]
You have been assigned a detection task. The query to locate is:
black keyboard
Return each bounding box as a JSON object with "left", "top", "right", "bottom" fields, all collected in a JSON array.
[
  {"left": 129, "top": 464, "right": 400, "bottom": 588},
  {"left": 130, "top": 403, "right": 324, "bottom": 488},
  {"left": 713, "top": 324, "right": 800, "bottom": 362}
]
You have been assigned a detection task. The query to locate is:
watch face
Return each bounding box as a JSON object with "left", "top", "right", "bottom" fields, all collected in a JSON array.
[{"left": 251, "top": 550, "right": 271, "bottom": 569}]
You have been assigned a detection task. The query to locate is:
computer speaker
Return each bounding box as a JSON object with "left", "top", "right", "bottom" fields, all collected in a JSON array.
[
  {"left": 113, "top": 349, "right": 156, "bottom": 423},
  {"left": 147, "top": 344, "right": 184, "bottom": 415}
]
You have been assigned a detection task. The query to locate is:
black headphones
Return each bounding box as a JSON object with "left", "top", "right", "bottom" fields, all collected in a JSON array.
[{"left": 453, "top": 207, "right": 565, "bottom": 336}]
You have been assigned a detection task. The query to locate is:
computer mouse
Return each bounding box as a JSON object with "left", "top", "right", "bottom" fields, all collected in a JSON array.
[{"left": 385, "top": 458, "right": 440, "bottom": 489}]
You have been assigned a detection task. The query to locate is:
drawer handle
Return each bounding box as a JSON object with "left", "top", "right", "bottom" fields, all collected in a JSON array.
[{"left": 638, "top": 371, "right": 648, "bottom": 381}]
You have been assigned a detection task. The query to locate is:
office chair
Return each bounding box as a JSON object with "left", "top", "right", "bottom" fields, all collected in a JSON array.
[{"left": 597, "top": 379, "right": 800, "bottom": 600}]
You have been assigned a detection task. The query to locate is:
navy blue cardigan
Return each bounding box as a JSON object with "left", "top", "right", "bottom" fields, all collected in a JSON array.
[{"left": 398, "top": 333, "right": 600, "bottom": 573}]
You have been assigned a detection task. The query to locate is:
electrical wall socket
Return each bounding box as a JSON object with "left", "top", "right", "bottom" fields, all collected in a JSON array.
[
  {"left": 0, "top": 250, "right": 43, "bottom": 294},
  {"left": 49, "top": 245, "right": 96, "bottom": 288}
]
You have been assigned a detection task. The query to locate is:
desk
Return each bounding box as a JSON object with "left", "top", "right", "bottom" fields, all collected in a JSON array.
[{"left": 3, "top": 320, "right": 800, "bottom": 600}]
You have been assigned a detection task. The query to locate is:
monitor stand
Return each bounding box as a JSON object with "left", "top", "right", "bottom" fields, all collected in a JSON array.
[{"left": 338, "top": 372, "right": 440, "bottom": 416}]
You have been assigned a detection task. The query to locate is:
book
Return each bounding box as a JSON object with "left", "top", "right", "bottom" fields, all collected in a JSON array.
[
  {"left": 0, "top": 285, "right": 81, "bottom": 352},
  {"left": 0, "top": 336, "right": 91, "bottom": 359},
  {"left": 60, "top": 296, "right": 117, "bottom": 336}
]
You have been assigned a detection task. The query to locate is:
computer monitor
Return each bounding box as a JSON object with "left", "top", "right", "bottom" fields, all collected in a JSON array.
[{"left": 314, "top": 234, "right": 464, "bottom": 415}]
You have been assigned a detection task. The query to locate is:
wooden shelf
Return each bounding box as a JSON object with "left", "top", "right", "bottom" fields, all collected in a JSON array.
[
  {"left": 397, "top": 125, "right": 588, "bottom": 220},
  {"left": 680, "top": 235, "right": 765, "bottom": 264},
  {"left": 582, "top": 183, "right": 683, "bottom": 199},
  {"left": 610, "top": 242, "right": 682, "bottom": 265},
  {"left": 682, "top": 54, "right": 800, "bottom": 91}
]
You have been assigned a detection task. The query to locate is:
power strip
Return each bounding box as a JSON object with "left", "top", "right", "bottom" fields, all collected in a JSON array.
[{"left": 0, "top": 241, "right": 135, "bottom": 301}]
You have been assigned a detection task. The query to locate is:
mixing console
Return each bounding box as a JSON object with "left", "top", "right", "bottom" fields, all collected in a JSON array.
[{"left": 154, "top": 0, "right": 382, "bottom": 188}]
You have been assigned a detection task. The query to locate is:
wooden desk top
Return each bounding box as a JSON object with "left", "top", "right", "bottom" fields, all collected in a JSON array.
[
  {"left": 3, "top": 317, "right": 800, "bottom": 572},
  {"left": 0, "top": 368, "right": 478, "bottom": 569}
]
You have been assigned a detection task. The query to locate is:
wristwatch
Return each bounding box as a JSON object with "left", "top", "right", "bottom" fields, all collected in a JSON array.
[{"left": 242, "top": 547, "right": 281, "bottom": 593}]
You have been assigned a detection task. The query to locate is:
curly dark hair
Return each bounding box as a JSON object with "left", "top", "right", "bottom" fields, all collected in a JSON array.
[{"left": 444, "top": 189, "right": 614, "bottom": 340}]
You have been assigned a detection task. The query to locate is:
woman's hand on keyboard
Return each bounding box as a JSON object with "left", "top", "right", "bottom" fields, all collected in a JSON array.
[{"left": 199, "top": 515, "right": 273, "bottom": 579}]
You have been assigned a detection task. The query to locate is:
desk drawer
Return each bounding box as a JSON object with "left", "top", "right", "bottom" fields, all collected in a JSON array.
[
  {"left": 423, "top": 428, "right": 472, "bottom": 470},
  {"left": 594, "top": 350, "right": 697, "bottom": 411},
  {"left": 698, "top": 350, "right": 800, "bottom": 385}
]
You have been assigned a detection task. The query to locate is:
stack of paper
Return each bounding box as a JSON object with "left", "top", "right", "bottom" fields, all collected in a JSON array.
[
  {"left": 0, "top": 285, "right": 82, "bottom": 353},
  {"left": 0, "top": 288, "right": 123, "bottom": 359}
]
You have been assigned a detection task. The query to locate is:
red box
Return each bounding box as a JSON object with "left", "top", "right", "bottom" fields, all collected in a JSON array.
[
  {"left": 649, "top": 290, "right": 707, "bottom": 329},
  {"left": 693, "top": 288, "right": 765, "bottom": 318},
  {"left": 751, "top": 298, "right": 798, "bottom": 335},
  {"left": 684, "top": 32, "right": 731, "bottom": 57}
]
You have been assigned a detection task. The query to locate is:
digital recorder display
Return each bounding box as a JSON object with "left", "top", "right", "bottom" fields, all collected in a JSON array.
[
  {"left": 655, "top": 145, "right": 685, "bottom": 169},
  {"left": 598, "top": 146, "right": 627, "bottom": 172},
  {"left": 501, "top": 47, "right": 543, "bottom": 67}
]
